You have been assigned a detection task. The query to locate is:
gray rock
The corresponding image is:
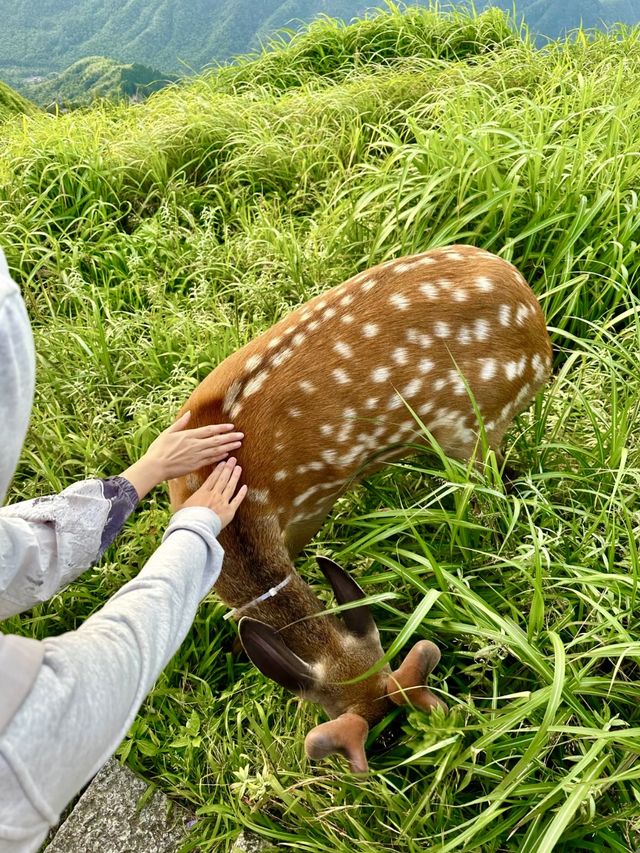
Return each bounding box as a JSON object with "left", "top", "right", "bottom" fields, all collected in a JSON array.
[
  {"left": 231, "top": 830, "right": 282, "bottom": 853},
  {"left": 44, "top": 758, "right": 195, "bottom": 853}
]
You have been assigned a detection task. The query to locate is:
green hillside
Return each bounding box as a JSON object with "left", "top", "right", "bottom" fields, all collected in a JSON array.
[
  {"left": 1, "top": 6, "right": 639, "bottom": 852},
  {"left": 1, "top": 0, "right": 639, "bottom": 94},
  {"left": 22, "top": 56, "right": 178, "bottom": 108},
  {"left": 0, "top": 79, "right": 35, "bottom": 120}
]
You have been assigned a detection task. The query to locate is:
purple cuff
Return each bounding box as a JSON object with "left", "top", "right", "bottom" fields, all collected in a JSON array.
[{"left": 97, "top": 476, "right": 140, "bottom": 559}]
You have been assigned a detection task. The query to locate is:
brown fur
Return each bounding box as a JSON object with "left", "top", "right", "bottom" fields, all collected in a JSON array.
[{"left": 169, "top": 245, "right": 552, "bottom": 768}]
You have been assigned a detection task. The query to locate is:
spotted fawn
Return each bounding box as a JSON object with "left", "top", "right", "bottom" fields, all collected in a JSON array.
[{"left": 169, "top": 244, "right": 552, "bottom": 772}]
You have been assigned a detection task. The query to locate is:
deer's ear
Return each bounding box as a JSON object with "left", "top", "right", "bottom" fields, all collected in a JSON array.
[
  {"left": 316, "top": 556, "right": 377, "bottom": 637},
  {"left": 305, "top": 713, "right": 369, "bottom": 774},
  {"left": 238, "top": 617, "right": 316, "bottom": 694},
  {"left": 386, "top": 640, "right": 448, "bottom": 713}
]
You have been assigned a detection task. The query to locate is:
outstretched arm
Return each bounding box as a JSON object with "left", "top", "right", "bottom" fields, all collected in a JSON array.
[
  {"left": 0, "top": 412, "right": 243, "bottom": 620},
  {"left": 0, "top": 460, "right": 247, "bottom": 849}
]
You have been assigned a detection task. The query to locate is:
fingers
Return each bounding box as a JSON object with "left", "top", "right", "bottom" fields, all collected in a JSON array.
[
  {"left": 222, "top": 464, "right": 243, "bottom": 498},
  {"left": 190, "top": 423, "right": 241, "bottom": 438},
  {"left": 230, "top": 483, "right": 248, "bottom": 510},
  {"left": 202, "top": 460, "right": 228, "bottom": 490},
  {"left": 167, "top": 410, "right": 192, "bottom": 433}
]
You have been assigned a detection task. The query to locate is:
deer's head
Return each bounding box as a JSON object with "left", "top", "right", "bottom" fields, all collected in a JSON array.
[{"left": 238, "top": 556, "right": 446, "bottom": 773}]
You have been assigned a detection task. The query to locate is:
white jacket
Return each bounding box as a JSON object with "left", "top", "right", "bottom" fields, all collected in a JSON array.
[{"left": 0, "top": 248, "right": 224, "bottom": 852}]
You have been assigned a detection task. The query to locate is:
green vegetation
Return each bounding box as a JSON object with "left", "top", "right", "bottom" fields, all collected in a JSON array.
[
  {"left": 1, "top": 5, "right": 639, "bottom": 851},
  {"left": 1, "top": 0, "right": 640, "bottom": 96},
  {"left": 21, "top": 57, "right": 177, "bottom": 109},
  {"left": 0, "top": 79, "right": 35, "bottom": 121}
]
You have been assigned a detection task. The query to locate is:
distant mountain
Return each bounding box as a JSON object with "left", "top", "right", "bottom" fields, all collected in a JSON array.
[
  {"left": 1, "top": 0, "right": 639, "bottom": 95},
  {"left": 0, "top": 79, "right": 36, "bottom": 121},
  {"left": 22, "top": 57, "right": 178, "bottom": 109}
]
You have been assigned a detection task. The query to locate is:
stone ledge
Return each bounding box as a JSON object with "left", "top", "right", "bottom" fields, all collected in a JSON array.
[{"left": 44, "top": 758, "right": 194, "bottom": 853}]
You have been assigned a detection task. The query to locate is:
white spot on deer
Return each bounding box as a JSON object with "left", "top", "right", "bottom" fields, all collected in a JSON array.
[
  {"left": 406, "top": 328, "right": 419, "bottom": 343},
  {"left": 308, "top": 320, "right": 320, "bottom": 331},
  {"left": 505, "top": 361, "right": 518, "bottom": 381},
  {"left": 449, "top": 371, "right": 467, "bottom": 396},
  {"left": 438, "top": 278, "right": 453, "bottom": 291},
  {"left": 245, "top": 354, "right": 263, "bottom": 371},
  {"left": 403, "top": 378, "right": 423, "bottom": 397},
  {"left": 267, "top": 336, "right": 282, "bottom": 350},
  {"left": 532, "top": 353, "right": 546, "bottom": 380},
  {"left": 394, "top": 261, "right": 413, "bottom": 273},
  {"left": 223, "top": 380, "right": 242, "bottom": 411},
  {"left": 453, "top": 289, "right": 469, "bottom": 302},
  {"left": 344, "top": 407, "right": 357, "bottom": 420},
  {"left": 274, "top": 470, "right": 288, "bottom": 481},
  {"left": 332, "top": 367, "right": 351, "bottom": 385},
  {"left": 300, "top": 310, "right": 311, "bottom": 321},
  {"left": 420, "top": 282, "right": 438, "bottom": 299},
  {"left": 292, "top": 332, "right": 306, "bottom": 347},
  {"left": 500, "top": 402, "right": 513, "bottom": 422},
  {"left": 434, "top": 321, "right": 450, "bottom": 338},
  {"left": 445, "top": 251, "right": 464, "bottom": 261},
  {"left": 334, "top": 341, "right": 353, "bottom": 359},
  {"left": 480, "top": 358, "right": 497, "bottom": 381},
  {"left": 340, "top": 293, "right": 354, "bottom": 306},
  {"left": 417, "top": 255, "right": 436, "bottom": 265},
  {"left": 309, "top": 461, "right": 324, "bottom": 471},
  {"left": 229, "top": 402, "right": 242, "bottom": 419},
  {"left": 316, "top": 300, "right": 327, "bottom": 311},
  {"left": 361, "top": 278, "right": 376, "bottom": 292},
  {"left": 418, "top": 358, "right": 434, "bottom": 374},
  {"left": 372, "top": 366, "right": 391, "bottom": 382},
  {"left": 392, "top": 347, "right": 409, "bottom": 365},
  {"left": 515, "top": 304, "right": 529, "bottom": 326},
  {"left": 475, "top": 276, "right": 494, "bottom": 292},
  {"left": 288, "top": 408, "right": 301, "bottom": 418},
  {"left": 458, "top": 326, "right": 473, "bottom": 345},
  {"left": 515, "top": 382, "right": 532, "bottom": 406},
  {"left": 299, "top": 379, "right": 316, "bottom": 394},
  {"left": 272, "top": 349, "right": 293, "bottom": 368},
  {"left": 243, "top": 371, "right": 269, "bottom": 398},
  {"left": 247, "top": 488, "right": 269, "bottom": 504},
  {"left": 390, "top": 293, "right": 410, "bottom": 310},
  {"left": 186, "top": 473, "right": 201, "bottom": 492},
  {"left": 322, "top": 449, "right": 338, "bottom": 464},
  {"left": 474, "top": 318, "right": 490, "bottom": 341},
  {"left": 499, "top": 304, "right": 511, "bottom": 326},
  {"left": 418, "top": 401, "right": 434, "bottom": 416},
  {"left": 320, "top": 424, "right": 332, "bottom": 436},
  {"left": 363, "top": 323, "right": 379, "bottom": 337},
  {"left": 516, "top": 355, "right": 527, "bottom": 377},
  {"left": 387, "top": 394, "right": 403, "bottom": 410},
  {"left": 325, "top": 307, "right": 336, "bottom": 320},
  {"left": 434, "top": 377, "right": 447, "bottom": 391},
  {"left": 341, "top": 314, "right": 355, "bottom": 324},
  {"left": 365, "top": 397, "right": 379, "bottom": 409},
  {"left": 293, "top": 485, "right": 321, "bottom": 507}
]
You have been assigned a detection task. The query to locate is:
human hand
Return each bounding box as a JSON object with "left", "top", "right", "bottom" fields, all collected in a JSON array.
[
  {"left": 144, "top": 411, "right": 244, "bottom": 481},
  {"left": 182, "top": 457, "right": 248, "bottom": 529},
  {"left": 120, "top": 411, "right": 243, "bottom": 500}
]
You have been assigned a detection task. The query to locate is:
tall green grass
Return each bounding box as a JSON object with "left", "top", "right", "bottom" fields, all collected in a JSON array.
[{"left": 1, "top": 5, "right": 639, "bottom": 851}]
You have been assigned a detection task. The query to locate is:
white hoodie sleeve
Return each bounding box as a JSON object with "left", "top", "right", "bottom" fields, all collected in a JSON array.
[
  {"left": 0, "top": 476, "right": 140, "bottom": 620},
  {"left": 0, "top": 505, "right": 224, "bottom": 853}
]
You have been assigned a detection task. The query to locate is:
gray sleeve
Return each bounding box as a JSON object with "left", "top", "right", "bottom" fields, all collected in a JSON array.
[
  {"left": 0, "top": 506, "right": 224, "bottom": 847},
  {"left": 0, "top": 476, "right": 139, "bottom": 620}
]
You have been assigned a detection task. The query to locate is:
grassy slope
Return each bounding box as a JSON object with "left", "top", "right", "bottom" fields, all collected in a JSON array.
[
  {"left": 0, "top": 79, "right": 35, "bottom": 121},
  {"left": 1, "top": 0, "right": 640, "bottom": 87},
  {"left": 1, "top": 6, "right": 639, "bottom": 852},
  {"left": 22, "top": 56, "right": 178, "bottom": 108}
]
